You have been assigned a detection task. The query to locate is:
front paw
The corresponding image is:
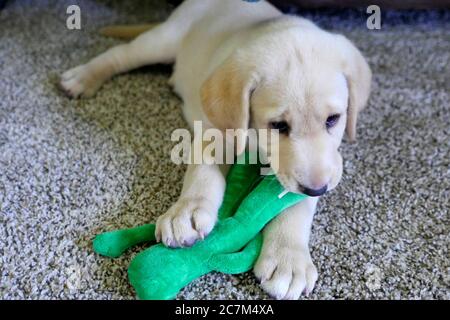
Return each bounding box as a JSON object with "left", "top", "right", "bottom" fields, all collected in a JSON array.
[
  {"left": 155, "top": 198, "right": 217, "bottom": 248},
  {"left": 254, "top": 245, "right": 318, "bottom": 300},
  {"left": 60, "top": 64, "right": 102, "bottom": 98}
]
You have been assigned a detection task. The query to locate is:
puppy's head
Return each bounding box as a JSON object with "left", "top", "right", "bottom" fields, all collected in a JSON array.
[{"left": 201, "top": 20, "right": 371, "bottom": 196}]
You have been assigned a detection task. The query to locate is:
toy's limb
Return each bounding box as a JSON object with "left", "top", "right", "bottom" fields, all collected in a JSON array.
[
  {"left": 93, "top": 224, "right": 156, "bottom": 258},
  {"left": 208, "top": 233, "right": 263, "bottom": 274},
  {"left": 218, "top": 160, "right": 261, "bottom": 221}
]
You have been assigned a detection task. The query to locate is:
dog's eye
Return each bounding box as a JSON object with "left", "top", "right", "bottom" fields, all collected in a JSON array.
[
  {"left": 269, "top": 121, "right": 290, "bottom": 135},
  {"left": 326, "top": 114, "right": 340, "bottom": 130}
]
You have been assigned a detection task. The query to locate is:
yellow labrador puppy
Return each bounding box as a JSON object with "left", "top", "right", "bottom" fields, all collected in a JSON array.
[{"left": 61, "top": 0, "right": 371, "bottom": 299}]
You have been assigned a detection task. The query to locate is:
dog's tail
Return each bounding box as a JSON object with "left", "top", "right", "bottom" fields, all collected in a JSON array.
[{"left": 99, "top": 23, "right": 160, "bottom": 39}]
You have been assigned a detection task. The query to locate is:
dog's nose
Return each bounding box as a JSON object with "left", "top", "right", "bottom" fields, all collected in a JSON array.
[{"left": 300, "top": 185, "right": 328, "bottom": 197}]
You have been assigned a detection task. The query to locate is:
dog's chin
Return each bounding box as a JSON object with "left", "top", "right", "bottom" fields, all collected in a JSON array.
[{"left": 275, "top": 173, "right": 342, "bottom": 196}]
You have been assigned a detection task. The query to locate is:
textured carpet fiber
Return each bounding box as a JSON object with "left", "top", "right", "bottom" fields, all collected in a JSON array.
[{"left": 0, "top": 1, "right": 449, "bottom": 300}]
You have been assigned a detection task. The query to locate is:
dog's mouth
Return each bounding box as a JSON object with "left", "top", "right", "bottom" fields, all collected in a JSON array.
[
  {"left": 273, "top": 172, "right": 300, "bottom": 195},
  {"left": 274, "top": 172, "right": 330, "bottom": 197}
]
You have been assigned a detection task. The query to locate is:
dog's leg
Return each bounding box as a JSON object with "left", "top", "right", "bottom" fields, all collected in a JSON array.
[
  {"left": 60, "top": 21, "right": 180, "bottom": 98},
  {"left": 60, "top": 0, "right": 212, "bottom": 98},
  {"left": 155, "top": 159, "right": 229, "bottom": 248},
  {"left": 254, "top": 197, "right": 319, "bottom": 300}
]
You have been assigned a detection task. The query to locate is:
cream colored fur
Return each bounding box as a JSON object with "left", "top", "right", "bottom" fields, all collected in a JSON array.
[{"left": 60, "top": 0, "right": 371, "bottom": 299}]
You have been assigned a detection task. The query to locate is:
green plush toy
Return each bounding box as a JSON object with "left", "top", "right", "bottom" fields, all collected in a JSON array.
[{"left": 93, "top": 159, "right": 307, "bottom": 300}]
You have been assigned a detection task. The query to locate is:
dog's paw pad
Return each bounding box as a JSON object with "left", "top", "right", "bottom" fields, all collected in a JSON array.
[
  {"left": 155, "top": 198, "right": 217, "bottom": 248},
  {"left": 60, "top": 64, "right": 99, "bottom": 98},
  {"left": 254, "top": 246, "right": 318, "bottom": 300}
]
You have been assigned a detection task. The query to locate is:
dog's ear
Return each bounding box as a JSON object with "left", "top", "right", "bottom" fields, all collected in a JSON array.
[
  {"left": 200, "top": 53, "right": 259, "bottom": 154},
  {"left": 338, "top": 36, "right": 372, "bottom": 141}
]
